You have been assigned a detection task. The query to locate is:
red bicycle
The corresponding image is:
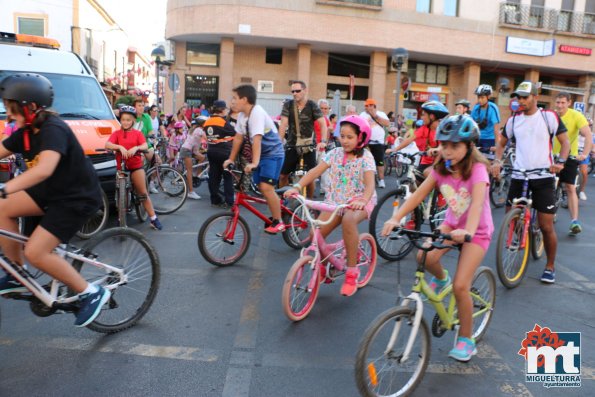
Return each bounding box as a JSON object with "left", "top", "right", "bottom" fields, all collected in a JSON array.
[{"left": 197, "top": 168, "right": 313, "bottom": 266}]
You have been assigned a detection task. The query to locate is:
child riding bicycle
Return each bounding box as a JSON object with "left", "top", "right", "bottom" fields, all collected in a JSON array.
[
  {"left": 284, "top": 115, "right": 377, "bottom": 297},
  {"left": 0, "top": 73, "right": 110, "bottom": 327},
  {"left": 382, "top": 114, "right": 494, "bottom": 361}
]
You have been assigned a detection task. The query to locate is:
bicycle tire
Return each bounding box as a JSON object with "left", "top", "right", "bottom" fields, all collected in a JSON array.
[
  {"left": 116, "top": 177, "right": 128, "bottom": 228},
  {"left": 281, "top": 200, "right": 314, "bottom": 250},
  {"left": 72, "top": 227, "right": 160, "bottom": 333},
  {"left": 146, "top": 165, "right": 188, "bottom": 215},
  {"left": 469, "top": 266, "right": 496, "bottom": 342},
  {"left": 530, "top": 215, "right": 544, "bottom": 260},
  {"left": 489, "top": 175, "right": 510, "bottom": 208},
  {"left": 281, "top": 255, "right": 320, "bottom": 321},
  {"left": 355, "top": 307, "right": 430, "bottom": 397},
  {"left": 76, "top": 189, "right": 109, "bottom": 239},
  {"left": 395, "top": 161, "right": 406, "bottom": 178},
  {"left": 428, "top": 189, "right": 447, "bottom": 232},
  {"left": 197, "top": 212, "right": 251, "bottom": 266},
  {"left": 369, "top": 186, "right": 421, "bottom": 261},
  {"left": 384, "top": 155, "right": 393, "bottom": 176},
  {"left": 356, "top": 233, "right": 377, "bottom": 288},
  {"left": 135, "top": 195, "right": 148, "bottom": 223},
  {"left": 495, "top": 207, "right": 530, "bottom": 289}
]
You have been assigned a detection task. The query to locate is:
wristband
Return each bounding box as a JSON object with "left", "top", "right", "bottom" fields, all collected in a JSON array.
[
  {"left": 293, "top": 183, "right": 302, "bottom": 190},
  {"left": 556, "top": 158, "right": 566, "bottom": 164}
]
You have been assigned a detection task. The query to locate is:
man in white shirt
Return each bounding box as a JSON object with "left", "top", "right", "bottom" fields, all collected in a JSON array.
[{"left": 360, "top": 98, "right": 390, "bottom": 188}]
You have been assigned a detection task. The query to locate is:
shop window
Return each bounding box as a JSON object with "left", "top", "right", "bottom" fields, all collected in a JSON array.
[
  {"left": 186, "top": 43, "right": 219, "bottom": 67},
  {"left": 409, "top": 62, "right": 448, "bottom": 85},
  {"left": 328, "top": 53, "right": 370, "bottom": 79},
  {"left": 266, "top": 48, "right": 283, "bottom": 64},
  {"left": 326, "top": 83, "right": 368, "bottom": 101}
]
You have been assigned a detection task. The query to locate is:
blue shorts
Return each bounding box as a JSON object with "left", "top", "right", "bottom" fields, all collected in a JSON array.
[
  {"left": 253, "top": 156, "right": 284, "bottom": 186},
  {"left": 580, "top": 157, "right": 590, "bottom": 165},
  {"left": 478, "top": 138, "right": 495, "bottom": 150}
]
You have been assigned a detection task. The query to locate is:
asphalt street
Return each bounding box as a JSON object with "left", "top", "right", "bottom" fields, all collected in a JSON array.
[{"left": 1, "top": 174, "right": 594, "bottom": 397}]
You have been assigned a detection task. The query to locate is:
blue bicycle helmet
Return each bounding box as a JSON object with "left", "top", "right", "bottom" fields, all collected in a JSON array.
[
  {"left": 415, "top": 119, "right": 423, "bottom": 128},
  {"left": 436, "top": 114, "right": 480, "bottom": 143},
  {"left": 420, "top": 100, "right": 449, "bottom": 119},
  {"left": 119, "top": 105, "right": 137, "bottom": 117}
]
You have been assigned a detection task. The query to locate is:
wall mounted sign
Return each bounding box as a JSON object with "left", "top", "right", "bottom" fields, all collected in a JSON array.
[{"left": 506, "top": 37, "right": 555, "bottom": 57}]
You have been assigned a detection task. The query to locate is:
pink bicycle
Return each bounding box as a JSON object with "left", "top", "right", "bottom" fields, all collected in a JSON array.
[{"left": 281, "top": 194, "right": 378, "bottom": 321}]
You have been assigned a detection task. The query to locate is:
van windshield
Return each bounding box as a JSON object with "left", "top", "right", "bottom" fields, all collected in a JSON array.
[{"left": 0, "top": 71, "right": 115, "bottom": 120}]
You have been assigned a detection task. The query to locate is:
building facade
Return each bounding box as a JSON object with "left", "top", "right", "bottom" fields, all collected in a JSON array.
[{"left": 163, "top": 0, "right": 595, "bottom": 119}]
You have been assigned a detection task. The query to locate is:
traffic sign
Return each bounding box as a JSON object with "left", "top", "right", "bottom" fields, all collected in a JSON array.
[
  {"left": 574, "top": 101, "right": 586, "bottom": 113},
  {"left": 152, "top": 82, "right": 159, "bottom": 94},
  {"left": 168, "top": 73, "right": 180, "bottom": 91}
]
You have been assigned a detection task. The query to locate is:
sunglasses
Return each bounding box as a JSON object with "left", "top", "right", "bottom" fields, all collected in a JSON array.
[{"left": 291, "top": 89, "right": 302, "bottom": 94}]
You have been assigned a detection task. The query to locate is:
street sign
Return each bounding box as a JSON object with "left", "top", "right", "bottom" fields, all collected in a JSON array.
[
  {"left": 168, "top": 73, "right": 180, "bottom": 91},
  {"left": 574, "top": 101, "right": 586, "bottom": 113},
  {"left": 152, "top": 82, "right": 159, "bottom": 94}
]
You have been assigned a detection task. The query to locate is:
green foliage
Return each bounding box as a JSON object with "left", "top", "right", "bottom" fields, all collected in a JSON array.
[{"left": 115, "top": 95, "right": 136, "bottom": 107}]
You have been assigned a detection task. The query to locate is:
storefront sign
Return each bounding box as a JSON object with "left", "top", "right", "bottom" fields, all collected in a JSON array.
[
  {"left": 559, "top": 45, "right": 592, "bottom": 56},
  {"left": 506, "top": 36, "right": 555, "bottom": 57},
  {"left": 410, "top": 91, "right": 447, "bottom": 103}
]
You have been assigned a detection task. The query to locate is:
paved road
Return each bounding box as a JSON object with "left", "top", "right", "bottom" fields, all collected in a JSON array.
[{"left": 1, "top": 175, "right": 594, "bottom": 396}]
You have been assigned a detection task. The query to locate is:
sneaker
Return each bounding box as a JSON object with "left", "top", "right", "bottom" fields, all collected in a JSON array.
[
  {"left": 429, "top": 269, "right": 451, "bottom": 296},
  {"left": 540, "top": 269, "right": 555, "bottom": 284},
  {"left": 341, "top": 268, "right": 359, "bottom": 296},
  {"left": 579, "top": 191, "right": 587, "bottom": 201},
  {"left": 264, "top": 220, "right": 285, "bottom": 234},
  {"left": 187, "top": 191, "right": 201, "bottom": 200},
  {"left": 569, "top": 220, "right": 582, "bottom": 235},
  {"left": 449, "top": 337, "right": 477, "bottom": 362},
  {"left": 150, "top": 217, "right": 163, "bottom": 230},
  {"left": 0, "top": 273, "right": 28, "bottom": 295},
  {"left": 149, "top": 182, "right": 159, "bottom": 194},
  {"left": 75, "top": 286, "right": 111, "bottom": 327},
  {"left": 378, "top": 179, "right": 386, "bottom": 188}
]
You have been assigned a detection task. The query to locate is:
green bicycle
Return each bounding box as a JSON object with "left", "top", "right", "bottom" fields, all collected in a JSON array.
[{"left": 354, "top": 228, "right": 496, "bottom": 397}]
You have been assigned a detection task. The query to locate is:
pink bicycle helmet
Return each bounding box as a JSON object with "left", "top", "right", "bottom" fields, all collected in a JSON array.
[
  {"left": 173, "top": 121, "right": 185, "bottom": 129},
  {"left": 339, "top": 115, "right": 371, "bottom": 148}
]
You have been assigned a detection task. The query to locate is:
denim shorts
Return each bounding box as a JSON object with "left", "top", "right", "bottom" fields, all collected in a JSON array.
[{"left": 253, "top": 156, "right": 284, "bottom": 186}]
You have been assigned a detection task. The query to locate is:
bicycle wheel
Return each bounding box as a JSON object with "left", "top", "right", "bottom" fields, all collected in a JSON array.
[
  {"left": 76, "top": 189, "right": 109, "bottom": 239},
  {"left": 495, "top": 207, "right": 530, "bottom": 289},
  {"left": 135, "top": 194, "right": 148, "bottom": 223},
  {"left": 116, "top": 177, "right": 128, "bottom": 228},
  {"left": 370, "top": 186, "right": 420, "bottom": 261},
  {"left": 281, "top": 255, "right": 320, "bottom": 321},
  {"left": 395, "top": 161, "right": 406, "bottom": 178},
  {"left": 384, "top": 155, "right": 393, "bottom": 176},
  {"left": 355, "top": 307, "right": 430, "bottom": 397},
  {"left": 282, "top": 200, "right": 314, "bottom": 249},
  {"left": 147, "top": 165, "right": 188, "bottom": 215},
  {"left": 530, "top": 214, "right": 544, "bottom": 260},
  {"left": 72, "top": 227, "right": 160, "bottom": 333},
  {"left": 469, "top": 266, "right": 496, "bottom": 342},
  {"left": 356, "top": 233, "right": 377, "bottom": 288},
  {"left": 197, "top": 212, "right": 251, "bottom": 266},
  {"left": 428, "top": 190, "right": 447, "bottom": 232},
  {"left": 489, "top": 175, "right": 510, "bottom": 208}
]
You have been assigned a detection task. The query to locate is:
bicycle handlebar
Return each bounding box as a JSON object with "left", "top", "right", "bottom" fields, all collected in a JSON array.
[
  {"left": 289, "top": 194, "right": 349, "bottom": 226},
  {"left": 395, "top": 151, "right": 427, "bottom": 160},
  {"left": 392, "top": 227, "right": 470, "bottom": 251}
]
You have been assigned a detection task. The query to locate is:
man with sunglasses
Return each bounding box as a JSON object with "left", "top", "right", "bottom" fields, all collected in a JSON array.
[{"left": 278, "top": 80, "right": 328, "bottom": 197}]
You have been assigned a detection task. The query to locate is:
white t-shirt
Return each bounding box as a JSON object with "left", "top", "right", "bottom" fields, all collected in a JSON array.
[
  {"left": 235, "top": 105, "right": 284, "bottom": 158},
  {"left": 503, "top": 109, "right": 566, "bottom": 179},
  {"left": 150, "top": 116, "right": 160, "bottom": 134},
  {"left": 359, "top": 110, "right": 389, "bottom": 143}
]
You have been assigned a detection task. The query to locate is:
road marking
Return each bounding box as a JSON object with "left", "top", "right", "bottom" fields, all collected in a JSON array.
[
  {"left": 556, "top": 263, "right": 589, "bottom": 282},
  {"left": 500, "top": 383, "right": 534, "bottom": 396}
]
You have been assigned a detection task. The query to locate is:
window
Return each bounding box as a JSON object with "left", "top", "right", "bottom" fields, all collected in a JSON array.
[
  {"left": 17, "top": 16, "right": 45, "bottom": 36},
  {"left": 559, "top": 0, "right": 574, "bottom": 31},
  {"left": 562, "top": 0, "right": 574, "bottom": 10},
  {"left": 185, "top": 75, "right": 219, "bottom": 108},
  {"left": 529, "top": 0, "right": 545, "bottom": 28},
  {"left": 326, "top": 83, "right": 368, "bottom": 101},
  {"left": 416, "top": 0, "right": 431, "bottom": 13},
  {"left": 443, "top": 0, "right": 458, "bottom": 16},
  {"left": 328, "top": 53, "right": 370, "bottom": 79},
  {"left": 186, "top": 43, "right": 219, "bottom": 67},
  {"left": 409, "top": 62, "right": 448, "bottom": 85},
  {"left": 585, "top": 0, "right": 595, "bottom": 13},
  {"left": 265, "top": 48, "right": 283, "bottom": 65}
]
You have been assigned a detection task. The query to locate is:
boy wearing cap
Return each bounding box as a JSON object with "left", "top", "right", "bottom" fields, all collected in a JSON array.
[
  {"left": 360, "top": 98, "right": 390, "bottom": 188},
  {"left": 492, "top": 81, "right": 570, "bottom": 284}
]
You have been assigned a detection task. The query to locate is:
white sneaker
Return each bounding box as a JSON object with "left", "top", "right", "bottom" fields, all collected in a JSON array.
[
  {"left": 579, "top": 191, "right": 587, "bottom": 201},
  {"left": 187, "top": 191, "right": 201, "bottom": 200},
  {"left": 149, "top": 182, "right": 159, "bottom": 194},
  {"left": 378, "top": 179, "right": 386, "bottom": 188}
]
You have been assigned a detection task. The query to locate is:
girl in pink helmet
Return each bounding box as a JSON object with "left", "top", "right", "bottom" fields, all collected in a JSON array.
[
  {"left": 284, "top": 115, "right": 377, "bottom": 297},
  {"left": 167, "top": 121, "right": 187, "bottom": 165}
]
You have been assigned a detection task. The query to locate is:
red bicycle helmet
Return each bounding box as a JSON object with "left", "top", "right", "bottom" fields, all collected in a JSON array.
[{"left": 339, "top": 115, "right": 371, "bottom": 148}]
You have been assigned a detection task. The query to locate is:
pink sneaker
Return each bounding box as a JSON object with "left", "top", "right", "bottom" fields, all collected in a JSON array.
[
  {"left": 264, "top": 220, "right": 286, "bottom": 234},
  {"left": 341, "top": 268, "right": 359, "bottom": 297}
]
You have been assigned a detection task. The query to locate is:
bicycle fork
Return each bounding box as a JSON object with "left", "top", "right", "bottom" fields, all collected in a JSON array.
[{"left": 385, "top": 293, "right": 424, "bottom": 362}]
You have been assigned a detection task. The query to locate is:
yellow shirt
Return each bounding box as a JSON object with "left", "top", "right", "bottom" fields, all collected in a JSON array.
[{"left": 553, "top": 108, "right": 588, "bottom": 156}]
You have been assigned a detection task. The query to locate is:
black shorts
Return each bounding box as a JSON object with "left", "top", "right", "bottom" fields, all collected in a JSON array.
[
  {"left": 26, "top": 185, "right": 101, "bottom": 243},
  {"left": 368, "top": 143, "right": 385, "bottom": 167},
  {"left": 506, "top": 177, "right": 556, "bottom": 214},
  {"left": 415, "top": 163, "right": 432, "bottom": 185},
  {"left": 281, "top": 148, "right": 317, "bottom": 175},
  {"left": 558, "top": 158, "right": 579, "bottom": 185}
]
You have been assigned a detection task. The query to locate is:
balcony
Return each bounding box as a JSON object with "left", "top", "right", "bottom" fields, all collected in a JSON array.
[
  {"left": 499, "top": 1, "right": 595, "bottom": 35},
  {"left": 316, "top": 0, "right": 382, "bottom": 11}
]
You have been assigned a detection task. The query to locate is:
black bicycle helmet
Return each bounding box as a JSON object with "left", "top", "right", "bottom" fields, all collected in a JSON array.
[
  {"left": 0, "top": 73, "right": 54, "bottom": 108},
  {"left": 455, "top": 99, "right": 471, "bottom": 108},
  {"left": 436, "top": 114, "right": 479, "bottom": 143},
  {"left": 474, "top": 84, "right": 493, "bottom": 97},
  {"left": 119, "top": 105, "right": 137, "bottom": 118},
  {"left": 421, "top": 100, "right": 449, "bottom": 119}
]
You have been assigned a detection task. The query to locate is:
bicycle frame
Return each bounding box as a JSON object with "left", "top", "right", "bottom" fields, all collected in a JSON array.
[{"left": 0, "top": 229, "right": 124, "bottom": 310}]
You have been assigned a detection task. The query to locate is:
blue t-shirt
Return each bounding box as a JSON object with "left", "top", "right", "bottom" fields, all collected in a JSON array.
[
  {"left": 471, "top": 102, "right": 501, "bottom": 140},
  {"left": 235, "top": 105, "right": 284, "bottom": 159}
]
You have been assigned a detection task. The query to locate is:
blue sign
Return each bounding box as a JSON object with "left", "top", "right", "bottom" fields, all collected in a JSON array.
[{"left": 574, "top": 102, "right": 585, "bottom": 113}]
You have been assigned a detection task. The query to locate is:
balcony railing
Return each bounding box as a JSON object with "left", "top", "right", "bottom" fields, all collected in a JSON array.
[
  {"left": 499, "top": 1, "right": 595, "bottom": 35},
  {"left": 316, "top": 0, "right": 382, "bottom": 10}
]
